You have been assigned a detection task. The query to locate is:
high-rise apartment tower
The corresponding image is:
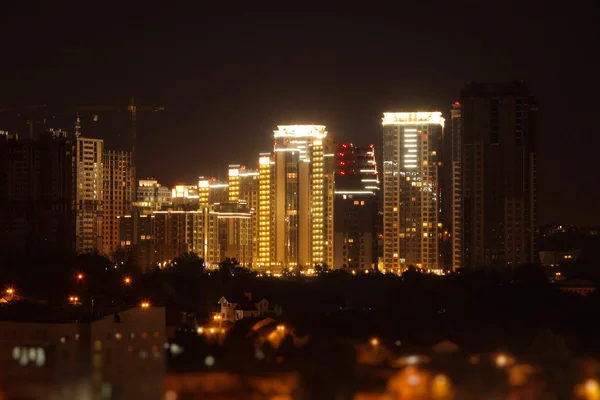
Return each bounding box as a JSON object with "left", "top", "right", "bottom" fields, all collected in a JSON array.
[
  {"left": 382, "top": 112, "right": 445, "bottom": 271},
  {"left": 73, "top": 136, "right": 104, "bottom": 254},
  {"left": 452, "top": 82, "right": 538, "bottom": 269}
]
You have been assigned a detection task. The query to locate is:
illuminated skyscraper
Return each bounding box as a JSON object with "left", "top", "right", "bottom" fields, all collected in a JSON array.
[
  {"left": 257, "top": 154, "right": 274, "bottom": 267},
  {"left": 73, "top": 136, "right": 104, "bottom": 254},
  {"left": 382, "top": 112, "right": 445, "bottom": 271},
  {"left": 273, "top": 125, "right": 333, "bottom": 269},
  {"left": 229, "top": 165, "right": 260, "bottom": 265},
  {"left": 454, "top": 82, "right": 538, "bottom": 268},
  {"left": 102, "top": 149, "right": 134, "bottom": 257},
  {"left": 255, "top": 126, "right": 334, "bottom": 270}
]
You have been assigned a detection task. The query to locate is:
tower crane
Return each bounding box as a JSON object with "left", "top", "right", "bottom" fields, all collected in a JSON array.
[
  {"left": 69, "top": 96, "right": 164, "bottom": 170},
  {"left": 0, "top": 104, "right": 48, "bottom": 138}
]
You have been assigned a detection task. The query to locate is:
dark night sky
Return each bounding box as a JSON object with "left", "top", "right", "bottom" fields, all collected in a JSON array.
[{"left": 1, "top": 4, "right": 599, "bottom": 225}]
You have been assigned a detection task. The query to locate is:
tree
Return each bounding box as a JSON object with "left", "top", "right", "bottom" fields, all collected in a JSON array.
[
  {"left": 173, "top": 252, "right": 205, "bottom": 277},
  {"left": 315, "top": 263, "right": 329, "bottom": 274},
  {"left": 293, "top": 265, "right": 305, "bottom": 277},
  {"left": 218, "top": 258, "right": 236, "bottom": 274},
  {"left": 512, "top": 263, "right": 548, "bottom": 286}
]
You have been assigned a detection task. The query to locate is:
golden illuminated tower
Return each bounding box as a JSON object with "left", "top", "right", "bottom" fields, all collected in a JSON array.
[
  {"left": 382, "top": 112, "right": 445, "bottom": 272},
  {"left": 271, "top": 125, "right": 333, "bottom": 270},
  {"left": 257, "top": 154, "right": 274, "bottom": 267}
]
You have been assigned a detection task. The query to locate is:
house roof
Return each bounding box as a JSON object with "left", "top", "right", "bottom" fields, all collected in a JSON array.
[
  {"left": 219, "top": 294, "right": 268, "bottom": 306},
  {"left": 218, "top": 295, "right": 247, "bottom": 304}
]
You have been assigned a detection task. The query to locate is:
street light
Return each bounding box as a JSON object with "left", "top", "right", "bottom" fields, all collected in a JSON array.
[
  {"left": 213, "top": 314, "right": 222, "bottom": 329},
  {"left": 585, "top": 379, "right": 599, "bottom": 400},
  {"left": 140, "top": 302, "right": 150, "bottom": 309},
  {"left": 69, "top": 296, "right": 79, "bottom": 305},
  {"left": 495, "top": 353, "right": 508, "bottom": 368},
  {"left": 6, "top": 288, "right": 14, "bottom": 295},
  {"left": 77, "top": 273, "right": 84, "bottom": 281},
  {"left": 123, "top": 276, "right": 132, "bottom": 285},
  {"left": 370, "top": 337, "right": 379, "bottom": 347}
]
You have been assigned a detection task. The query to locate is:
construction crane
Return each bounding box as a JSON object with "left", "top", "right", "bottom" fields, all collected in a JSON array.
[
  {"left": 0, "top": 104, "right": 48, "bottom": 138},
  {"left": 69, "top": 96, "right": 164, "bottom": 168}
]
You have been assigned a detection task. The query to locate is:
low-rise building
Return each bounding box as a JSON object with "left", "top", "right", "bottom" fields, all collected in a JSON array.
[
  {"left": 0, "top": 306, "right": 166, "bottom": 400},
  {"left": 217, "top": 293, "right": 269, "bottom": 322}
]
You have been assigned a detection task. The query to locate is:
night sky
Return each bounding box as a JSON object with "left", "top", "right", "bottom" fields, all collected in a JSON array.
[{"left": 1, "top": 5, "right": 598, "bottom": 225}]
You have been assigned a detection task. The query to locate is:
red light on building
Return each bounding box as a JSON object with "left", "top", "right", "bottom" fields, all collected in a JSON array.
[
  {"left": 339, "top": 152, "right": 344, "bottom": 156},
  {"left": 340, "top": 161, "right": 345, "bottom": 166},
  {"left": 342, "top": 144, "right": 347, "bottom": 148},
  {"left": 369, "top": 144, "right": 374, "bottom": 148},
  {"left": 454, "top": 101, "right": 460, "bottom": 105},
  {"left": 340, "top": 171, "right": 346, "bottom": 175}
]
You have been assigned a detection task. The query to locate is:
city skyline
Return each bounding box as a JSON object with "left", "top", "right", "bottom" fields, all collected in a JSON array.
[
  {"left": 1, "top": 8, "right": 598, "bottom": 225},
  {"left": 2, "top": 8, "right": 600, "bottom": 400}
]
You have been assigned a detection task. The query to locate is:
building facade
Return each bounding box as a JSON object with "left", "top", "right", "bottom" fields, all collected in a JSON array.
[
  {"left": 453, "top": 82, "right": 538, "bottom": 269},
  {"left": 73, "top": 136, "right": 104, "bottom": 254},
  {"left": 0, "top": 306, "right": 166, "bottom": 400},
  {"left": 257, "top": 154, "right": 275, "bottom": 268},
  {"left": 256, "top": 125, "right": 334, "bottom": 271},
  {"left": 0, "top": 130, "right": 74, "bottom": 262},
  {"left": 229, "top": 165, "right": 260, "bottom": 266},
  {"left": 382, "top": 112, "right": 445, "bottom": 271},
  {"left": 151, "top": 209, "right": 219, "bottom": 267},
  {"left": 212, "top": 202, "right": 252, "bottom": 266},
  {"left": 118, "top": 211, "right": 155, "bottom": 270},
  {"left": 334, "top": 143, "right": 380, "bottom": 270},
  {"left": 102, "top": 149, "right": 134, "bottom": 257},
  {"left": 135, "top": 179, "right": 171, "bottom": 211}
]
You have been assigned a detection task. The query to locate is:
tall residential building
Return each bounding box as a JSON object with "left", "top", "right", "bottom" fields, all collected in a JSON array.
[
  {"left": 334, "top": 143, "right": 380, "bottom": 270},
  {"left": 256, "top": 125, "right": 335, "bottom": 270},
  {"left": 450, "top": 102, "right": 463, "bottom": 270},
  {"left": 229, "top": 165, "right": 260, "bottom": 265},
  {"left": 257, "top": 154, "right": 275, "bottom": 268},
  {"left": 0, "top": 130, "right": 74, "bottom": 262},
  {"left": 454, "top": 82, "right": 538, "bottom": 269},
  {"left": 102, "top": 149, "right": 134, "bottom": 257},
  {"left": 285, "top": 126, "right": 330, "bottom": 268},
  {"left": 382, "top": 112, "right": 445, "bottom": 271},
  {"left": 73, "top": 136, "right": 104, "bottom": 254}
]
